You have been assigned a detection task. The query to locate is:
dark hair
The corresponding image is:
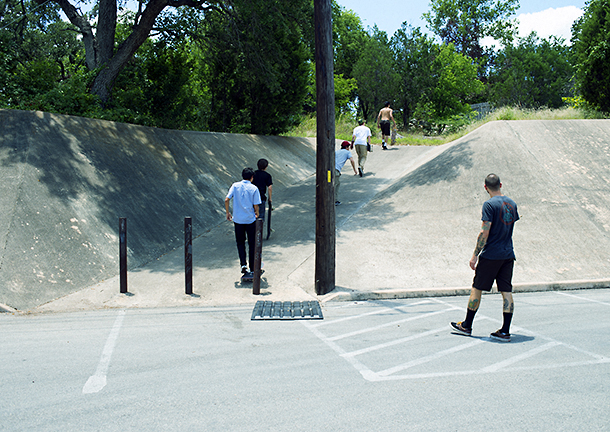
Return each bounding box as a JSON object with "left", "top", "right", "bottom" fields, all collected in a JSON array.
[
  {"left": 242, "top": 167, "right": 255, "bottom": 180},
  {"left": 384, "top": 101, "right": 390, "bottom": 107},
  {"left": 485, "top": 173, "right": 501, "bottom": 191},
  {"left": 257, "top": 158, "right": 268, "bottom": 170},
  {"left": 358, "top": 118, "right": 365, "bottom": 125}
]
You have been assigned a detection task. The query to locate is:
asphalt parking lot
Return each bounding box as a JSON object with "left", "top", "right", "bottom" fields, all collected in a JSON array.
[{"left": 2, "top": 289, "right": 609, "bottom": 431}]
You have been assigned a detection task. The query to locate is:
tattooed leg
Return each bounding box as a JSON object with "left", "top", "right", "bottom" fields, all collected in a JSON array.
[
  {"left": 501, "top": 292, "right": 514, "bottom": 313},
  {"left": 468, "top": 288, "right": 482, "bottom": 311}
]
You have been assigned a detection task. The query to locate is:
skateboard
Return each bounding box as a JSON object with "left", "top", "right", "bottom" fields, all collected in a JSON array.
[
  {"left": 266, "top": 200, "right": 272, "bottom": 240},
  {"left": 241, "top": 264, "right": 264, "bottom": 282},
  {"left": 391, "top": 127, "right": 397, "bottom": 145},
  {"left": 241, "top": 269, "right": 265, "bottom": 282}
]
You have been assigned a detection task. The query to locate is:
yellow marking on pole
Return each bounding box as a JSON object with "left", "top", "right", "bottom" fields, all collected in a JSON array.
[{"left": 328, "top": 170, "right": 331, "bottom": 183}]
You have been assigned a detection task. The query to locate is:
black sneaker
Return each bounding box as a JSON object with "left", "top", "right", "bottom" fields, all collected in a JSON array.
[
  {"left": 358, "top": 167, "right": 363, "bottom": 177},
  {"left": 490, "top": 329, "right": 511, "bottom": 342},
  {"left": 335, "top": 201, "right": 341, "bottom": 206},
  {"left": 241, "top": 265, "right": 248, "bottom": 274},
  {"left": 450, "top": 321, "right": 472, "bottom": 336}
]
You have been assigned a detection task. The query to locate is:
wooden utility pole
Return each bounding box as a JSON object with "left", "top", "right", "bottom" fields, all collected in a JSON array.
[{"left": 314, "top": 0, "right": 336, "bottom": 295}]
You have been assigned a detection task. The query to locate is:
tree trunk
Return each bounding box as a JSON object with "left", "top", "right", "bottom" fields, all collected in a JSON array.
[
  {"left": 90, "top": 0, "right": 169, "bottom": 104},
  {"left": 97, "top": 0, "right": 117, "bottom": 66},
  {"left": 55, "top": 0, "right": 97, "bottom": 69}
]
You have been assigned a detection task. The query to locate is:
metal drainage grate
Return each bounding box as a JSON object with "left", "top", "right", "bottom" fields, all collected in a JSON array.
[{"left": 251, "top": 301, "right": 323, "bottom": 320}]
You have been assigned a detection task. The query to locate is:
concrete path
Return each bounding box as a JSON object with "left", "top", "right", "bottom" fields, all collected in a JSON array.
[{"left": 29, "top": 119, "right": 610, "bottom": 313}]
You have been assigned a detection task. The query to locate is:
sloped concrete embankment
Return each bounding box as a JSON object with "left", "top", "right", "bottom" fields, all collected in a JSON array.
[
  {"left": 0, "top": 109, "right": 315, "bottom": 311},
  {"left": 330, "top": 120, "right": 610, "bottom": 299}
]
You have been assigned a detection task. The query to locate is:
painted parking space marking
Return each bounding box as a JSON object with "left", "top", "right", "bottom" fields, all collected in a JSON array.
[
  {"left": 304, "top": 297, "right": 610, "bottom": 382},
  {"left": 310, "top": 299, "right": 432, "bottom": 328},
  {"left": 480, "top": 341, "right": 560, "bottom": 373},
  {"left": 328, "top": 306, "right": 461, "bottom": 342},
  {"left": 82, "top": 310, "right": 126, "bottom": 394},
  {"left": 377, "top": 338, "right": 485, "bottom": 377},
  {"left": 556, "top": 291, "right": 610, "bottom": 306}
]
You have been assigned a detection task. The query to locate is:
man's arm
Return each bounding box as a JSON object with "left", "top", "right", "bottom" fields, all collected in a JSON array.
[
  {"left": 349, "top": 157, "right": 358, "bottom": 175},
  {"left": 470, "top": 220, "right": 491, "bottom": 270},
  {"left": 254, "top": 204, "right": 259, "bottom": 219},
  {"left": 225, "top": 197, "right": 232, "bottom": 221},
  {"left": 267, "top": 185, "right": 272, "bottom": 203}
]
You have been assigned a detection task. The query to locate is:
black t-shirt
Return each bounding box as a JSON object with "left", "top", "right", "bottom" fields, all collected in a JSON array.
[{"left": 252, "top": 170, "right": 273, "bottom": 202}]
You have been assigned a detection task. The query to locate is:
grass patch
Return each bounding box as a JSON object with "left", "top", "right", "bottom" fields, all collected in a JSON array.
[{"left": 283, "top": 106, "right": 606, "bottom": 146}]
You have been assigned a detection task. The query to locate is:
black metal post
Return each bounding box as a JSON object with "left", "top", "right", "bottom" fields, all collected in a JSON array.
[
  {"left": 119, "top": 217, "right": 127, "bottom": 293},
  {"left": 253, "top": 218, "right": 264, "bottom": 295},
  {"left": 185, "top": 217, "right": 193, "bottom": 295}
]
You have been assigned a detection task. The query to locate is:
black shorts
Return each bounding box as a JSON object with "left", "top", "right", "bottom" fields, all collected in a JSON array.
[
  {"left": 380, "top": 120, "right": 391, "bottom": 136},
  {"left": 473, "top": 257, "right": 515, "bottom": 292}
]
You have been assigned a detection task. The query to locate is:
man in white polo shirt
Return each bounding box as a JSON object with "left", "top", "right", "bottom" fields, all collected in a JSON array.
[{"left": 225, "top": 167, "right": 262, "bottom": 276}]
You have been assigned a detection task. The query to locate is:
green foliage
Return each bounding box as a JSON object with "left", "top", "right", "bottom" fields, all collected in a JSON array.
[
  {"left": 487, "top": 32, "right": 574, "bottom": 108},
  {"left": 352, "top": 27, "right": 400, "bottom": 120},
  {"left": 110, "top": 33, "right": 205, "bottom": 130},
  {"left": 417, "top": 43, "right": 484, "bottom": 131},
  {"left": 571, "top": 0, "right": 610, "bottom": 112},
  {"left": 200, "top": 0, "right": 313, "bottom": 134},
  {"left": 423, "top": 0, "right": 519, "bottom": 61},
  {"left": 0, "top": 2, "right": 84, "bottom": 109},
  {"left": 333, "top": 74, "right": 358, "bottom": 117},
  {"left": 2, "top": 0, "right": 607, "bottom": 135},
  {"left": 391, "top": 24, "right": 438, "bottom": 128},
  {"left": 332, "top": 4, "right": 368, "bottom": 79}
]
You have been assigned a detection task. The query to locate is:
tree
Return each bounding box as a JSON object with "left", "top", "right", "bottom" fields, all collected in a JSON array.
[
  {"left": 52, "top": 0, "right": 223, "bottom": 105},
  {"left": 571, "top": 0, "right": 610, "bottom": 112},
  {"left": 417, "top": 43, "right": 484, "bottom": 130},
  {"left": 487, "top": 32, "right": 573, "bottom": 109},
  {"left": 332, "top": 4, "right": 367, "bottom": 80},
  {"left": 392, "top": 23, "right": 438, "bottom": 128},
  {"left": 0, "top": 0, "right": 92, "bottom": 111},
  {"left": 423, "top": 0, "right": 518, "bottom": 67},
  {"left": 200, "top": 0, "right": 313, "bottom": 134},
  {"left": 352, "top": 27, "right": 399, "bottom": 121}
]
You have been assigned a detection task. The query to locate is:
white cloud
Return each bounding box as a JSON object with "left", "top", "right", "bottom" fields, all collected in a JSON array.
[{"left": 516, "top": 6, "right": 584, "bottom": 42}]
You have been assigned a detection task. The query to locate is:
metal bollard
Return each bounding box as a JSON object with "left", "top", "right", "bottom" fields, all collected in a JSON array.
[
  {"left": 119, "top": 217, "right": 127, "bottom": 293},
  {"left": 185, "top": 217, "right": 193, "bottom": 295},
  {"left": 253, "top": 218, "right": 264, "bottom": 295}
]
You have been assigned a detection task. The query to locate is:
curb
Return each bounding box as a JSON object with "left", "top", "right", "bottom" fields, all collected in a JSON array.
[
  {"left": 318, "top": 279, "right": 610, "bottom": 303},
  {"left": 0, "top": 303, "right": 17, "bottom": 313}
]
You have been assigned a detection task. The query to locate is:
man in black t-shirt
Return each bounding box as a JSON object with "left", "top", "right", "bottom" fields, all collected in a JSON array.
[
  {"left": 451, "top": 174, "right": 519, "bottom": 342},
  {"left": 252, "top": 158, "right": 273, "bottom": 220}
]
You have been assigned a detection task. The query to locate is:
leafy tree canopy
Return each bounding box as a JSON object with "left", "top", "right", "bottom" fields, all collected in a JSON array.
[
  {"left": 571, "top": 0, "right": 610, "bottom": 112},
  {"left": 423, "top": 0, "right": 519, "bottom": 61},
  {"left": 487, "top": 32, "right": 573, "bottom": 109}
]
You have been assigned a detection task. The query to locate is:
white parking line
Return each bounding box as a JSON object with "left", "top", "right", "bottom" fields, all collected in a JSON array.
[
  {"left": 377, "top": 338, "right": 485, "bottom": 377},
  {"left": 310, "top": 300, "right": 433, "bottom": 328},
  {"left": 480, "top": 341, "right": 561, "bottom": 373},
  {"left": 305, "top": 297, "right": 610, "bottom": 382},
  {"left": 329, "top": 306, "right": 460, "bottom": 342},
  {"left": 82, "top": 310, "right": 126, "bottom": 394},
  {"left": 556, "top": 291, "right": 610, "bottom": 306}
]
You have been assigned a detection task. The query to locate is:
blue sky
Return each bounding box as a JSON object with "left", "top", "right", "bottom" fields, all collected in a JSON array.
[{"left": 338, "top": 0, "right": 586, "bottom": 43}]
